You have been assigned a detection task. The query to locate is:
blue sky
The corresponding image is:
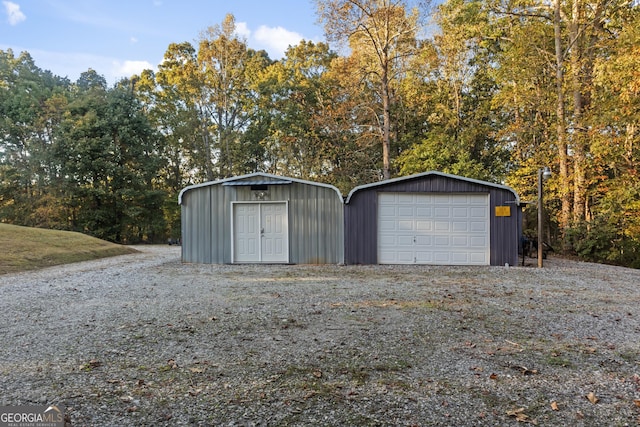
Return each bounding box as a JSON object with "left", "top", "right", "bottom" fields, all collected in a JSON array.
[{"left": 0, "top": 0, "right": 324, "bottom": 84}]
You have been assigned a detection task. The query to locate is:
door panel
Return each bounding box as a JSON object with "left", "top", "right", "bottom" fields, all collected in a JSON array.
[{"left": 233, "top": 204, "right": 259, "bottom": 262}]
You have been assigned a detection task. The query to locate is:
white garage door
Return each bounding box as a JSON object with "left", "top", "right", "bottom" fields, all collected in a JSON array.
[{"left": 378, "top": 193, "right": 490, "bottom": 265}]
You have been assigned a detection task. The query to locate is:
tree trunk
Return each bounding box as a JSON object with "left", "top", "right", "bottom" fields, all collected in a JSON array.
[
  {"left": 554, "top": 0, "right": 572, "bottom": 238},
  {"left": 571, "top": 0, "right": 587, "bottom": 224},
  {"left": 382, "top": 67, "right": 391, "bottom": 180}
]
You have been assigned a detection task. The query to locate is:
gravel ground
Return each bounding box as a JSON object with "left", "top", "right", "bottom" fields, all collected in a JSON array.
[{"left": 1, "top": 245, "right": 640, "bottom": 426}]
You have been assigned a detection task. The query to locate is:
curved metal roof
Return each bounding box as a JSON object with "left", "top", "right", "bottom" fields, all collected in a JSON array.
[
  {"left": 344, "top": 171, "right": 520, "bottom": 204},
  {"left": 178, "top": 172, "right": 343, "bottom": 204}
]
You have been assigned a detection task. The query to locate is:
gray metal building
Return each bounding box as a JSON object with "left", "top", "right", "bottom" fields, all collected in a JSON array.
[
  {"left": 178, "top": 172, "right": 344, "bottom": 264},
  {"left": 344, "top": 171, "right": 521, "bottom": 266}
]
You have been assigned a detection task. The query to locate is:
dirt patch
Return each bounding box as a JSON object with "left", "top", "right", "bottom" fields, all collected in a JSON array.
[{"left": 1, "top": 247, "right": 639, "bottom": 426}]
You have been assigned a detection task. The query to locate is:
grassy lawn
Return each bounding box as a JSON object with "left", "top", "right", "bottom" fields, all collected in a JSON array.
[{"left": 0, "top": 223, "right": 137, "bottom": 274}]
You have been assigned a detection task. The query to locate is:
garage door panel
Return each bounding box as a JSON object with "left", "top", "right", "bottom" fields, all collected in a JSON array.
[
  {"left": 379, "top": 205, "right": 396, "bottom": 217},
  {"left": 379, "top": 249, "right": 414, "bottom": 263},
  {"left": 452, "top": 221, "right": 469, "bottom": 232},
  {"left": 470, "top": 252, "right": 488, "bottom": 263},
  {"left": 452, "top": 207, "right": 469, "bottom": 218},
  {"left": 379, "top": 220, "right": 398, "bottom": 231},
  {"left": 434, "top": 221, "right": 451, "bottom": 231},
  {"left": 448, "top": 194, "right": 469, "bottom": 205},
  {"left": 416, "top": 207, "right": 432, "bottom": 217},
  {"left": 451, "top": 236, "right": 469, "bottom": 247},
  {"left": 397, "top": 235, "right": 415, "bottom": 246},
  {"left": 416, "top": 220, "right": 432, "bottom": 231},
  {"left": 398, "top": 206, "right": 414, "bottom": 216},
  {"left": 433, "top": 252, "right": 451, "bottom": 263},
  {"left": 415, "top": 251, "right": 434, "bottom": 263},
  {"left": 470, "top": 236, "right": 488, "bottom": 247},
  {"left": 398, "top": 220, "right": 414, "bottom": 231},
  {"left": 415, "top": 235, "right": 432, "bottom": 245},
  {"left": 434, "top": 235, "right": 450, "bottom": 246},
  {"left": 468, "top": 196, "right": 487, "bottom": 205},
  {"left": 434, "top": 207, "right": 450, "bottom": 217},
  {"left": 470, "top": 221, "right": 487, "bottom": 232},
  {"left": 378, "top": 193, "right": 489, "bottom": 265},
  {"left": 470, "top": 207, "right": 488, "bottom": 218},
  {"left": 451, "top": 252, "right": 470, "bottom": 263},
  {"left": 397, "top": 194, "right": 415, "bottom": 204}
]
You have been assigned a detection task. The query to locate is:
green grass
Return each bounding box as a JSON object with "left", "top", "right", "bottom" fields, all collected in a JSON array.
[{"left": 0, "top": 223, "right": 137, "bottom": 274}]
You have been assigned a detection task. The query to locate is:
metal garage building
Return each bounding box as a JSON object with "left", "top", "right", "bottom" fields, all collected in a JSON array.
[
  {"left": 344, "top": 171, "right": 521, "bottom": 266},
  {"left": 178, "top": 172, "right": 344, "bottom": 264}
]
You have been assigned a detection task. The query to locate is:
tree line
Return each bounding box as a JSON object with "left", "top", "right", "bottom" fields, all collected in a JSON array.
[{"left": 1, "top": 0, "right": 638, "bottom": 267}]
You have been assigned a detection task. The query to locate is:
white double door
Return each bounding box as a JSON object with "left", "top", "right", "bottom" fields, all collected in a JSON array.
[{"left": 233, "top": 202, "right": 289, "bottom": 263}]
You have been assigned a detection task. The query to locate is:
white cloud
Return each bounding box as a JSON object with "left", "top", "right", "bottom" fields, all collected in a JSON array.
[
  {"left": 3, "top": 1, "right": 26, "bottom": 25},
  {"left": 130, "top": 36, "right": 138, "bottom": 44},
  {"left": 253, "top": 25, "right": 303, "bottom": 59},
  {"left": 112, "top": 60, "right": 154, "bottom": 79},
  {"left": 234, "top": 21, "right": 251, "bottom": 39}
]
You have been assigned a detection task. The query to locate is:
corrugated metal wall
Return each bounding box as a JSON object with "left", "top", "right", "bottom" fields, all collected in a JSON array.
[
  {"left": 344, "top": 174, "right": 521, "bottom": 266},
  {"left": 180, "top": 176, "right": 344, "bottom": 264}
]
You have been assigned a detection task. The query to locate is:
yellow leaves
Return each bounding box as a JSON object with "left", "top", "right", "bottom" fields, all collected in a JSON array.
[
  {"left": 586, "top": 392, "right": 599, "bottom": 404},
  {"left": 550, "top": 401, "right": 559, "bottom": 411}
]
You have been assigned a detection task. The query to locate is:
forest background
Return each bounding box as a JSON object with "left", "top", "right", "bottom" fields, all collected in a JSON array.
[{"left": 1, "top": 0, "right": 639, "bottom": 267}]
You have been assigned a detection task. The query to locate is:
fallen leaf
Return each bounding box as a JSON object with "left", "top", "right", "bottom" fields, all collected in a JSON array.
[
  {"left": 312, "top": 370, "right": 322, "bottom": 378},
  {"left": 586, "top": 392, "right": 599, "bottom": 404},
  {"left": 507, "top": 407, "right": 530, "bottom": 422},
  {"left": 80, "top": 359, "right": 101, "bottom": 371},
  {"left": 633, "top": 399, "right": 640, "bottom": 408},
  {"left": 188, "top": 388, "right": 202, "bottom": 396},
  {"left": 189, "top": 367, "right": 205, "bottom": 373},
  {"left": 489, "top": 373, "right": 498, "bottom": 380},
  {"left": 551, "top": 401, "right": 559, "bottom": 411},
  {"left": 511, "top": 365, "right": 538, "bottom": 375}
]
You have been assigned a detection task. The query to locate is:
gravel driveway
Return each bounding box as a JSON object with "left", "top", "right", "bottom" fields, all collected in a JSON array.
[{"left": 1, "top": 245, "right": 640, "bottom": 426}]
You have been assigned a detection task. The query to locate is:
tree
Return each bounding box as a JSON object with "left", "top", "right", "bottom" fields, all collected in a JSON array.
[
  {"left": 395, "top": 0, "right": 509, "bottom": 182},
  {"left": 54, "top": 76, "right": 166, "bottom": 242},
  {"left": 0, "top": 49, "right": 71, "bottom": 227},
  {"left": 316, "top": 0, "right": 419, "bottom": 180},
  {"left": 155, "top": 14, "right": 270, "bottom": 181},
  {"left": 255, "top": 41, "right": 337, "bottom": 178}
]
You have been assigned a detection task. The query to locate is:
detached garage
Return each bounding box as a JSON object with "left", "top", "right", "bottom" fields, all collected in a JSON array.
[
  {"left": 344, "top": 172, "right": 521, "bottom": 266},
  {"left": 178, "top": 172, "right": 344, "bottom": 264}
]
